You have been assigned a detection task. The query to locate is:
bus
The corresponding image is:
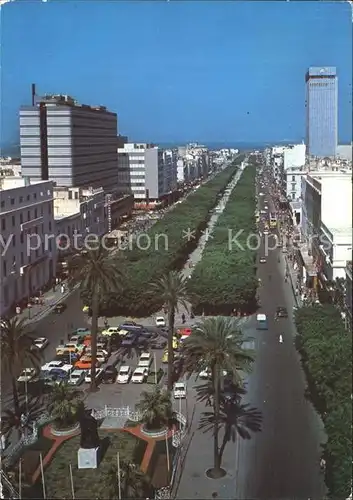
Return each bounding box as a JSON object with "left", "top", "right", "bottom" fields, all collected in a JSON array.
[{"left": 269, "top": 212, "right": 277, "bottom": 229}]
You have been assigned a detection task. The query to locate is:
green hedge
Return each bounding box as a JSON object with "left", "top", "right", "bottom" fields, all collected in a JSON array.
[
  {"left": 102, "top": 156, "right": 245, "bottom": 317},
  {"left": 295, "top": 305, "right": 352, "bottom": 499},
  {"left": 187, "top": 164, "right": 257, "bottom": 315}
]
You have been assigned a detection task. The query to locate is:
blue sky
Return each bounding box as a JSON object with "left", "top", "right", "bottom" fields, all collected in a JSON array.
[{"left": 1, "top": 0, "right": 352, "bottom": 147}]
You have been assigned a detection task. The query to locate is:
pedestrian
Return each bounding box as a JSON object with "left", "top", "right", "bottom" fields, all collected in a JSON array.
[
  {"left": 56, "top": 277, "right": 59, "bottom": 285},
  {"left": 60, "top": 284, "right": 65, "bottom": 294},
  {"left": 104, "top": 318, "right": 108, "bottom": 328}
]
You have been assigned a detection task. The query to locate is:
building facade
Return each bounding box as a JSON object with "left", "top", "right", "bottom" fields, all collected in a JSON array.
[
  {"left": 117, "top": 143, "right": 177, "bottom": 204},
  {"left": 305, "top": 67, "right": 338, "bottom": 158},
  {"left": 53, "top": 186, "right": 107, "bottom": 239},
  {"left": 0, "top": 178, "right": 56, "bottom": 316},
  {"left": 20, "top": 94, "right": 118, "bottom": 190}
]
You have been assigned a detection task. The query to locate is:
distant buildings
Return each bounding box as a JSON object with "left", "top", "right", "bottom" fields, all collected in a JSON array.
[
  {"left": 0, "top": 177, "right": 56, "bottom": 317},
  {"left": 305, "top": 67, "right": 338, "bottom": 158},
  {"left": 20, "top": 91, "right": 118, "bottom": 190},
  {"left": 176, "top": 143, "right": 210, "bottom": 184}
]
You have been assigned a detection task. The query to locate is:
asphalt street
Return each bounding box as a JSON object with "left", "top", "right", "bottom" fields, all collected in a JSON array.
[
  {"left": 234, "top": 182, "right": 326, "bottom": 499},
  {"left": 175, "top": 173, "right": 326, "bottom": 500}
]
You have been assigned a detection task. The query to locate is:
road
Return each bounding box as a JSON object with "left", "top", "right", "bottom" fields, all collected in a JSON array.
[
  {"left": 234, "top": 178, "right": 326, "bottom": 499},
  {"left": 176, "top": 170, "right": 326, "bottom": 499}
]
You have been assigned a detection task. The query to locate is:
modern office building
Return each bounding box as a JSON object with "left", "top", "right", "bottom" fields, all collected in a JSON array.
[
  {"left": 117, "top": 143, "right": 177, "bottom": 206},
  {"left": 0, "top": 177, "right": 56, "bottom": 316},
  {"left": 305, "top": 67, "right": 338, "bottom": 158},
  {"left": 20, "top": 90, "right": 118, "bottom": 190}
]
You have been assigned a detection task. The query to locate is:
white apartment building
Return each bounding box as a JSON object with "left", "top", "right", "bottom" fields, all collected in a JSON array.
[
  {"left": 0, "top": 177, "right": 56, "bottom": 316},
  {"left": 117, "top": 143, "right": 177, "bottom": 203},
  {"left": 285, "top": 168, "right": 306, "bottom": 202},
  {"left": 53, "top": 186, "right": 107, "bottom": 242},
  {"left": 300, "top": 171, "right": 352, "bottom": 283}
]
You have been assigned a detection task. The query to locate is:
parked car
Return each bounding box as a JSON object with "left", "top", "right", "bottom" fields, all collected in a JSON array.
[
  {"left": 67, "top": 370, "right": 85, "bottom": 386},
  {"left": 173, "top": 382, "right": 186, "bottom": 399},
  {"left": 17, "top": 368, "right": 37, "bottom": 383},
  {"left": 259, "top": 257, "right": 266, "bottom": 264},
  {"left": 155, "top": 316, "right": 166, "bottom": 328},
  {"left": 31, "top": 337, "right": 49, "bottom": 351},
  {"left": 117, "top": 366, "right": 132, "bottom": 384},
  {"left": 101, "top": 327, "right": 120, "bottom": 337},
  {"left": 138, "top": 352, "right": 152, "bottom": 369},
  {"left": 102, "top": 365, "right": 118, "bottom": 384},
  {"left": 75, "top": 356, "right": 101, "bottom": 370},
  {"left": 84, "top": 368, "right": 103, "bottom": 384},
  {"left": 150, "top": 338, "right": 167, "bottom": 350},
  {"left": 41, "top": 360, "right": 72, "bottom": 373},
  {"left": 121, "top": 332, "right": 138, "bottom": 348},
  {"left": 131, "top": 367, "right": 148, "bottom": 383},
  {"left": 118, "top": 321, "right": 144, "bottom": 331}
]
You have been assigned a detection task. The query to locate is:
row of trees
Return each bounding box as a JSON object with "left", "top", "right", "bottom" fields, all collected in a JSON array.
[
  {"left": 90, "top": 157, "right": 245, "bottom": 318},
  {"left": 187, "top": 165, "right": 258, "bottom": 315},
  {"left": 295, "top": 305, "right": 352, "bottom": 499}
]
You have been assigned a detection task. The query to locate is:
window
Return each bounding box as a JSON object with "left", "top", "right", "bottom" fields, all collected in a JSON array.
[
  {"left": 292, "top": 175, "right": 295, "bottom": 181},
  {"left": 19, "top": 196, "right": 23, "bottom": 203},
  {"left": 292, "top": 193, "right": 296, "bottom": 200},
  {"left": 40, "top": 192, "right": 43, "bottom": 197},
  {"left": 3, "top": 260, "right": 7, "bottom": 277},
  {"left": 27, "top": 194, "right": 30, "bottom": 201},
  {"left": 10, "top": 198, "right": 15, "bottom": 205},
  {"left": 12, "top": 235, "right": 16, "bottom": 247},
  {"left": 74, "top": 191, "right": 79, "bottom": 200},
  {"left": 27, "top": 210, "right": 30, "bottom": 221},
  {"left": 0, "top": 201, "right": 4, "bottom": 209},
  {"left": 34, "top": 208, "right": 38, "bottom": 218},
  {"left": 20, "top": 213, "right": 23, "bottom": 224},
  {"left": 68, "top": 191, "right": 73, "bottom": 200},
  {"left": 48, "top": 204, "right": 52, "bottom": 215},
  {"left": 20, "top": 233, "right": 24, "bottom": 244},
  {"left": 291, "top": 183, "right": 296, "bottom": 190},
  {"left": 33, "top": 192, "right": 37, "bottom": 200},
  {"left": 1, "top": 218, "right": 5, "bottom": 231},
  {"left": 12, "top": 215, "right": 15, "bottom": 226}
]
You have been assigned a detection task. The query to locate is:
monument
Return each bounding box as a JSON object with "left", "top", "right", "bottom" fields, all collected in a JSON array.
[{"left": 77, "top": 411, "right": 100, "bottom": 469}]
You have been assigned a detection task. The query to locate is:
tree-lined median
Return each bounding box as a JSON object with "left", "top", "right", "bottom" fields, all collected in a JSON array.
[
  {"left": 295, "top": 305, "right": 352, "bottom": 499},
  {"left": 100, "top": 156, "right": 245, "bottom": 317},
  {"left": 187, "top": 164, "right": 257, "bottom": 315}
]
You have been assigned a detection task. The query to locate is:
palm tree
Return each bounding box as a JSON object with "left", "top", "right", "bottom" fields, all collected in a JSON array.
[
  {"left": 67, "top": 244, "right": 125, "bottom": 391},
  {"left": 149, "top": 271, "right": 189, "bottom": 390},
  {"left": 181, "top": 316, "right": 254, "bottom": 478},
  {"left": 106, "top": 460, "right": 152, "bottom": 499},
  {"left": 136, "top": 386, "right": 173, "bottom": 431},
  {"left": 47, "top": 382, "right": 84, "bottom": 430},
  {"left": 0, "top": 317, "right": 40, "bottom": 415},
  {"left": 199, "top": 395, "right": 262, "bottom": 468},
  {"left": 1, "top": 397, "right": 44, "bottom": 439}
]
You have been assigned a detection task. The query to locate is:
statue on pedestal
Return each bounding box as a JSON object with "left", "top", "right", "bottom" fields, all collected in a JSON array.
[{"left": 79, "top": 411, "right": 100, "bottom": 449}]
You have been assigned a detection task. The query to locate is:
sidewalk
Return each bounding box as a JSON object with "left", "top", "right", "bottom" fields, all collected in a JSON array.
[{"left": 13, "top": 281, "right": 76, "bottom": 325}]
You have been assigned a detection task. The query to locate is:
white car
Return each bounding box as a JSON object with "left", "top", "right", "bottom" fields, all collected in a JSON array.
[
  {"left": 131, "top": 367, "right": 148, "bottom": 383},
  {"left": 84, "top": 368, "right": 103, "bottom": 384},
  {"left": 259, "top": 192, "right": 264, "bottom": 196},
  {"left": 117, "top": 366, "right": 132, "bottom": 384},
  {"left": 68, "top": 370, "right": 85, "bottom": 386},
  {"left": 264, "top": 205, "right": 268, "bottom": 210},
  {"left": 41, "top": 361, "right": 73, "bottom": 373},
  {"left": 173, "top": 382, "right": 186, "bottom": 399},
  {"left": 85, "top": 349, "right": 108, "bottom": 364},
  {"left": 263, "top": 229, "right": 269, "bottom": 235},
  {"left": 17, "top": 368, "right": 37, "bottom": 383},
  {"left": 155, "top": 316, "right": 166, "bottom": 328},
  {"left": 259, "top": 257, "right": 266, "bottom": 263},
  {"left": 138, "top": 352, "right": 152, "bottom": 368},
  {"left": 199, "top": 368, "right": 227, "bottom": 380},
  {"left": 32, "top": 337, "right": 49, "bottom": 351}
]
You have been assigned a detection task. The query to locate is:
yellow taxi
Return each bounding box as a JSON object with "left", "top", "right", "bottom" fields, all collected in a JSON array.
[{"left": 162, "top": 350, "right": 168, "bottom": 363}]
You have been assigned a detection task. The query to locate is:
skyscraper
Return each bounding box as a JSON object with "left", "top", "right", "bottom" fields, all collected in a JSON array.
[
  {"left": 305, "top": 67, "right": 338, "bottom": 158},
  {"left": 20, "top": 91, "right": 118, "bottom": 189}
]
